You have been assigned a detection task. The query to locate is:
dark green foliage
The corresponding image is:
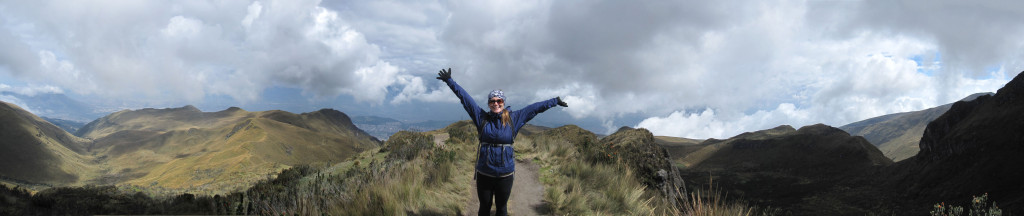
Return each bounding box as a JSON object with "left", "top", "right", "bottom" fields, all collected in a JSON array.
[
  {"left": 0, "top": 184, "right": 33, "bottom": 216},
  {"left": 931, "top": 194, "right": 1002, "bottom": 216},
  {"left": 2, "top": 184, "right": 224, "bottom": 215},
  {"left": 0, "top": 165, "right": 328, "bottom": 215},
  {"left": 425, "top": 147, "right": 458, "bottom": 186},
  {"left": 445, "top": 120, "right": 477, "bottom": 144},
  {"left": 382, "top": 131, "right": 434, "bottom": 161}
]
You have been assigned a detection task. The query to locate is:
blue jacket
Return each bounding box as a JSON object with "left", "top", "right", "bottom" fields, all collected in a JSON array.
[{"left": 443, "top": 77, "right": 559, "bottom": 177}]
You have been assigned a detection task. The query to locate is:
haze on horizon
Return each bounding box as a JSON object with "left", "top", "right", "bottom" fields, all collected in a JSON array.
[{"left": 0, "top": 0, "right": 1021, "bottom": 139}]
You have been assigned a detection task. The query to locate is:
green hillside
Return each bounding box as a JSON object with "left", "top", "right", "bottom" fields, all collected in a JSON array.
[{"left": 79, "top": 106, "right": 380, "bottom": 195}]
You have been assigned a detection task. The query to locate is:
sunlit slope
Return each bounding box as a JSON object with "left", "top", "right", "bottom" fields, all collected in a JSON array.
[
  {"left": 76, "top": 106, "right": 247, "bottom": 139},
  {"left": 80, "top": 106, "right": 380, "bottom": 194},
  {"left": 0, "top": 102, "right": 96, "bottom": 186}
]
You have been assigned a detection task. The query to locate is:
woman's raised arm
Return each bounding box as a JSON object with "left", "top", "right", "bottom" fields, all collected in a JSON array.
[{"left": 438, "top": 68, "right": 486, "bottom": 124}]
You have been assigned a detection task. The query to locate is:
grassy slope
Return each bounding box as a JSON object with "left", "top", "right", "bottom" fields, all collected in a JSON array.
[
  {"left": 839, "top": 105, "right": 949, "bottom": 162},
  {"left": 82, "top": 108, "right": 380, "bottom": 195},
  {"left": 0, "top": 102, "right": 97, "bottom": 188},
  {"left": 0, "top": 104, "right": 379, "bottom": 196}
]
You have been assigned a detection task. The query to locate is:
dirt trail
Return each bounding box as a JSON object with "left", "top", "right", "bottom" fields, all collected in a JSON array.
[{"left": 464, "top": 160, "right": 547, "bottom": 216}]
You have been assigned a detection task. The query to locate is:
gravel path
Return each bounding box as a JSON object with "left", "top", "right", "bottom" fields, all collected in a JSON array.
[{"left": 464, "top": 160, "right": 547, "bottom": 216}]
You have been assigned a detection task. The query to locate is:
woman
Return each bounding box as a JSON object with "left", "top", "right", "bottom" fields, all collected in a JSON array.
[{"left": 437, "top": 68, "right": 567, "bottom": 216}]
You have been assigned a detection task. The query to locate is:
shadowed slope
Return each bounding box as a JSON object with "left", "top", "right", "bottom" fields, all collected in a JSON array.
[
  {"left": 840, "top": 92, "right": 993, "bottom": 161},
  {"left": 884, "top": 71, "right": 1024, "bottom": 212},
  {"left": 0, "top": 102, "right": 94, "bottom": 185},
  {"left": 674, "top": 124, "right": 892, "bottom": 215}
]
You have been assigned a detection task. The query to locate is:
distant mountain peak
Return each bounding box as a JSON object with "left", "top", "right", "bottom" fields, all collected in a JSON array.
[
  {"left": 180, "top": 105, "right": 200, "bottom": 112},
  {"left": 796, "top": 123, "right": 847, "bottom": 136},
  {"left": 960, "top": 92, "right": 995, "bottom": 102}
]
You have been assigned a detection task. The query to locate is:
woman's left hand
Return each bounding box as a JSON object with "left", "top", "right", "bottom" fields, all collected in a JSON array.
[{"left": 556, "top": 97, "right": 568, "bottom": 107}]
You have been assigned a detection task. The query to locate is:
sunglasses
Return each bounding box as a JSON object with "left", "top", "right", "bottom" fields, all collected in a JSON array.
[{"left": 488, "top": 99, "right": 504, "bottom": 104}]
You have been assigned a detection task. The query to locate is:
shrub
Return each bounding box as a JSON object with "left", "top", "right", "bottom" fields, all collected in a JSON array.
[
  {"left": 425, "top": 147, "right": 458, "bottom": 186},
  {"left": 382, "top": 131, "right": 433, "bottom": 161},
  {"left": 930, "top": 193, "right": 1002, "bottom": 216}
]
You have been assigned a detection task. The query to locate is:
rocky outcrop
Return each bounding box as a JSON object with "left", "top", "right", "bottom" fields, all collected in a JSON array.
[
  {"left": 600, "top": 127, "right": 688, "bottom": 209},
  {"left": 916, "top": 94, "right": 992, "bottom": 161},
  {"left": 889, "top": 70, "right": 1024, "bottom": 211}
]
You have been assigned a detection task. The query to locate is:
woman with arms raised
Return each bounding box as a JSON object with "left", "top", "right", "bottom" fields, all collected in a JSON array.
[{"left": 436, "top": 68, "right": 567, "bottom": 216}]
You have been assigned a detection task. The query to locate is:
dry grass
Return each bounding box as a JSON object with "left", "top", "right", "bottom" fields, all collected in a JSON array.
[
  {"left": 232, "top": 128, "right": 476, "bottom": 215},
  {"left": 683, "top": 177, "right": 758, "bottom": 216},
  {"left": 519, "top": 126, "right": 681, "bottom": 215},
  {"left": 544, "top": 159, "right": 660, "bottom": 215}
]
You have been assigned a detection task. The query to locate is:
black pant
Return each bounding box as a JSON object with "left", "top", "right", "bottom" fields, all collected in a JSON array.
[{"left": 476, "top": 173, "right": 514, "bottom": 216}]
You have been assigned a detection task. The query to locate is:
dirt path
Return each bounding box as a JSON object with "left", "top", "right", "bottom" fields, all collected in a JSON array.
[{"left": 464, "top": 159, "right": 547, "bottom": 216}]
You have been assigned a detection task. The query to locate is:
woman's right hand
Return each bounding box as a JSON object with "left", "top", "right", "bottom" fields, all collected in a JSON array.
[{"left": 436, "top": 68, "right": 452, "bottom": 80}]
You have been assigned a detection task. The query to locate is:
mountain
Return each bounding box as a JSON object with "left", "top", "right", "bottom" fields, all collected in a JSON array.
[
  {"left": 0, "top": 103, "right": 380, "bottom": 195},
  {"left": 680, "top": 124, "right": 891, "bottom": 174},
  {"left": 662, "top": 70, "right": 1024, "bottom": 214},
  {"left": 74, "top": 106, "right": 380, "bottom": 193},
  {"left": 840, "top": 92, "right": 994, "bottom": 161},
  {"left": 670, "top": 124, "right": 893, "bottom": 214},
  {"left": 653, "top": 136, "right": 703, "bottom": 165},
  {"left": 0, "top": 101, "right": 95, "bottom": 186},
  {"left": 883, "top": 70, "right": 1024, "bottom": 212}
]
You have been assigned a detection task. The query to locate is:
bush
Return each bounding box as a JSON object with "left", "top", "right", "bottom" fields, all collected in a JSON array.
[
  {"left": 425, "top": 147, "right": 458, "bottom": 186},
  {"left": 382, "top": 131, "right": 433, "bottom": 161}
]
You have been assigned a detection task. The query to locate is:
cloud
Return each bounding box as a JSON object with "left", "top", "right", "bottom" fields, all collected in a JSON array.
[
  {"left": 436, "top": 0, "right": 1021, "bottom": 137},
  {"left": 0, "top": 94, "right": 34, "bottom": 113},
  {"left": 638, "top": 103, "right": 810, "bottom": 139},
  {"left": 0, "top": 83, "right": 64, "bottom": 96},
  {"left": 0, "top": 0, "right": 438, "bottom": 105}
]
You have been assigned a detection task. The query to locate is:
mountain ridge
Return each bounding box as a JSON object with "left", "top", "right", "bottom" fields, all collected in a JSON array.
[{"left": 0, "top": 103, "right": 380, "bottom": 194}]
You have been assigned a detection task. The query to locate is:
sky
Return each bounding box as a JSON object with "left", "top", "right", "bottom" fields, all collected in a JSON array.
[{"left": 0, "top": 0, "right": 1022, "bottom": 139}]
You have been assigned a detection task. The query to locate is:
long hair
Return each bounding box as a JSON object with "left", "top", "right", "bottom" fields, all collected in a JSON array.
[{"left": 500, "top": 109, "right": 511, "bottom": 126}]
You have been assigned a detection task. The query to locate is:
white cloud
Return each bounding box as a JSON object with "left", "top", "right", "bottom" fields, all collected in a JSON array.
[
  {"left": 241, "top": 1, "right": 262, "bottom": 29},
  {"left": 390, "top": 75, "right": 456, "bottom": 105},
  {"left": 162, "top": 16, "right": 203, "bottom": 38},
  {"left": 0, "top": 83, "right": 63, "bottom": 96},
  {"left": 638, "top": 103, "right": 812, "bottom": 139},
  {"left": 0, "top": 0, "right": 429, "bottom": 105},
  {"left": 0, "top": 94, "right": 34, "bottom": 113}
]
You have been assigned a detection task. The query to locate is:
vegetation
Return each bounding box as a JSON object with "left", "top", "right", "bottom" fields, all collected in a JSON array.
[
  {"left": 516, "top": 125, "right": 684, "bottom": 215},
  {"left": 0, "top": 128, "right": 472, "bottom": 215},
  {"left": 930, "top": 194, "right": 1002, "bottom": 216}
]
